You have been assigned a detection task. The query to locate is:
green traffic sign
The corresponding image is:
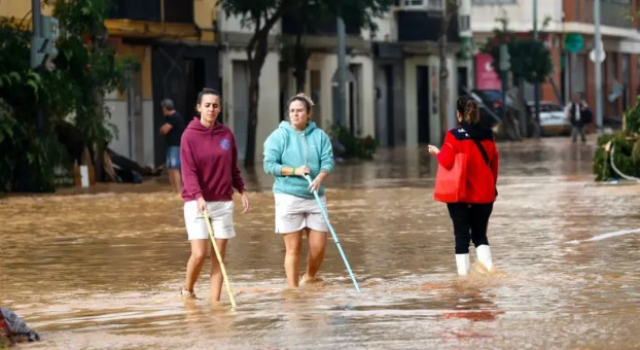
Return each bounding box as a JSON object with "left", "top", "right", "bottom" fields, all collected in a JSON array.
[{"left": 564, "top": 33, "right": 584, "bottom": 53}]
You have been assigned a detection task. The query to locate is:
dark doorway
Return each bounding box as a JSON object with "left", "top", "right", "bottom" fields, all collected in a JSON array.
[
  {"left": 384, "top": 64, "right": 395, "bottom": 147},
  {"left": 151, "top": 43, "right": 219, "bottom": 167},
  {"left": 184, "top": 58, "right": 206, "bottom": 125},
  {"left": 417, "top": 65, "right": 430, "bottom": 144}
]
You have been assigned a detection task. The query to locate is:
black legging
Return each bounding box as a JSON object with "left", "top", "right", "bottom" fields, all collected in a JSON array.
[{"left": 447, "top": 203, "right": 494, "bottom": 254}]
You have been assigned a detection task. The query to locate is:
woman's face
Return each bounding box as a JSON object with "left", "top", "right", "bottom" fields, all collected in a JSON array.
[
  {"left": 456, "top": 110, "right": 462, "bottom": 122},
  {"left": 288, "top": 100, "right": 310, "bottom": 130},
  {"left": 197, "top": 94, "right": 221, "bottom": 126}
]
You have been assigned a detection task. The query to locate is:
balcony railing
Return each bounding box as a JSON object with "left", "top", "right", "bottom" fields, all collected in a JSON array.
[
  {"left": 281, "top": 12, "right": 361, "bottom": 36},
  {"left": 396, "top": 10, "right": 460, "bottom": 42}
]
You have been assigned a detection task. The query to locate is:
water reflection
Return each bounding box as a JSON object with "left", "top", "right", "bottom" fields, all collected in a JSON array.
[{"left": 2, "top": 137, "right": 640, "bottom": 348}]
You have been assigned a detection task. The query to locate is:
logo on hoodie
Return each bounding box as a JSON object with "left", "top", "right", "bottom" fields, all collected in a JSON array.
[{"left": 220, "top": 138, "right": 231, "bottom": 151}]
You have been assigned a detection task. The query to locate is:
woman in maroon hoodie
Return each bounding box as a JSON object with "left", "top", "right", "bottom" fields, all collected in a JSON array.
[
  {"left": 179, "top": 88, "right": 250, "bottom": 301},
  {"left": 428, "top": 96, "right": 499, "bottom": 276}
]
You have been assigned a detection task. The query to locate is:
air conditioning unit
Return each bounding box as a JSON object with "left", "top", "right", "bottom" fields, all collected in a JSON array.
[{"left": 400, "top": 0, "right": 444, "bottom": 11}]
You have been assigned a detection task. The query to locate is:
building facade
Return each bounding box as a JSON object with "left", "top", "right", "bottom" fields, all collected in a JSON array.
[{"left": 471, "top": 0, "right": 640, "bottom": 119}]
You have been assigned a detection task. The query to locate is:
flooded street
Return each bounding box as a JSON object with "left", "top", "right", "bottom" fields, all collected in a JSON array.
[{"left": 2, "top": 136, "right": 640, "bottom": 349}]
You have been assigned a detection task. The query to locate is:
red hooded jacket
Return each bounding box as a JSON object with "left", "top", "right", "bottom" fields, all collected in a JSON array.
[{"left": 436, "top": 125, "right": 499, "bottom": 204}]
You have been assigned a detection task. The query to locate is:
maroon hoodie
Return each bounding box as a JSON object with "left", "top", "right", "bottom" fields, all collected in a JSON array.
[{"left": 180, "top": 118, "right": 245, "bottom": 202}]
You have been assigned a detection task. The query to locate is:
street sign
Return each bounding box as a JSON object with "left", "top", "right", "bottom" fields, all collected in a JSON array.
[{"left": 564, "top": 33, "right": 584, "bottom": 53}]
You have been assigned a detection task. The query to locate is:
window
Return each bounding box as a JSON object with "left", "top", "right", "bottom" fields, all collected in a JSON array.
[
  {"left": 472, "top": 0, "right": 517, "bottom": 5},
  {"left": 459, "top": 14, "right": 470, "bottom": 32},
  {"left": 400, "top": 0, "right": 444, "bottom": 10}
]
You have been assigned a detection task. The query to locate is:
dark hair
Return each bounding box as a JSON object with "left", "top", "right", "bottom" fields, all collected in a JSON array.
[
  {"left": 197, "top": 88, "right": 221, "bottom": 105},
  {"left": 161, "top": 98, "right": 175, "bottom": 110},
  {"left": 287, "top": 93, "right": 314, "bottom": 113},
  {"left": 456, "top": 95, "right": 480, "bottom": 125}
]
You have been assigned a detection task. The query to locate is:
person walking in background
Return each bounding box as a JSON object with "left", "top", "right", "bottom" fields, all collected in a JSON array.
[
  {"left": 263, "top": 93, "right": 335, "bottom": 289},
  {"left": 564, "top": 92, "right": 592, "bottom": 144},
  {"left": 159, "top": 99, "right": 186, "bottom": 193},
  {"left": 428, "top": 96, "right": 499, "bottom": 276},
  {"left": 180, "top": 88, "right": 249, "bottom": 301}
]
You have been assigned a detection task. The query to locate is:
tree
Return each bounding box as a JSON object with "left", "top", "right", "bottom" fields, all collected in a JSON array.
[
  {"left": 220, "top": 0, "right": 393, "bottom": 167},
  {"left": 481, "top": 18, "right": 553, "bottom": 86},
  {"left": 219, "top": 0, "right": 296, "bottom": 167},
  {"left": 481, "top": 17, "right": 553, "bottom": 137},
  {"left": 0, "top": 0, "right": 135, "bottom": 192}
]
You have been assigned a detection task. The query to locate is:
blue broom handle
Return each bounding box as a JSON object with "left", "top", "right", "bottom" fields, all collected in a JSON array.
[{"left": 305, "top": 175, "right": 361, "bottom": 293}]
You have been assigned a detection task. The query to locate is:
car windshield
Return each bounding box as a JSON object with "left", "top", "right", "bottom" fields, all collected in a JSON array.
[
  {"left": 530, "top": 103, "right": 563, "bottom": 112},
  {"left": 540, "top": 104, "right": 562, "bottom": 112}
]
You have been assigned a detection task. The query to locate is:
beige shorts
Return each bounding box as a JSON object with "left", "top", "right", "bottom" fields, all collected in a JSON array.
[
  {"left": 274, "top": 193, "right": 328, "bottom": 234},
  {"left": 183, "top": 200, "right": 236, "bottom": 240}
]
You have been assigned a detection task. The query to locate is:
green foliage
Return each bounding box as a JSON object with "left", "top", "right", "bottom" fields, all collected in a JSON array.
[
  {"left": 593, "top": 97, "right": 640, "bottom": 181},
  {"left": 480, "top": 18, "right": 553, "bottom": 84},
  {"left": 328, "top": 125, "right": 379, "bottom": 160},
  {"left": 0, "top": 0, "right": 137, "bottom": 192}
]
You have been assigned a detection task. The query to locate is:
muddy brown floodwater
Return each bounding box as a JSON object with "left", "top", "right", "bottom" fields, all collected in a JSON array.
[{"left": 2, "top": 136, "right": 640, "bottom": 349}]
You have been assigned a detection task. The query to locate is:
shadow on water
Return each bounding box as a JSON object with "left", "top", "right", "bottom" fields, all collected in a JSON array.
[{"left": 2, "top": 137, "right": 640, "bottom": 349}]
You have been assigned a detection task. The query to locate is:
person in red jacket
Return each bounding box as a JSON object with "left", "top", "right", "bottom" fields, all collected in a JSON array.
[
  {"left": 180, "top": 88, "right": 250, "bottom": 301},
  {"left": 428, "top": 96, "right": 499, "bottom": 276}
]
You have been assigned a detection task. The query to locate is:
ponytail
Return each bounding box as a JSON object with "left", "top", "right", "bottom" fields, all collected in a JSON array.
[{"left": 463, "top": 99, "right": 480, "bottom": 125}]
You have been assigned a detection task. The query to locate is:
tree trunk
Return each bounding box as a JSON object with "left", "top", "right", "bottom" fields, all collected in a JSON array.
[
  {"left": 242, "top": 5, "right": 291, "bottom": 167},
  {"left": 517, "top": 79, "right": 528, "bottom": 137},
  {"left": 245, "top": 65, "right": 260, "bottom": 167},
  {"left": 93, "top": 89, "right": 105, "bottom": 182},
  {"left": 244, "top": 31, "right": 269, "bottom": 167},
  {"left": 293, "top": 33, "right": 309, "bottom": 93}
]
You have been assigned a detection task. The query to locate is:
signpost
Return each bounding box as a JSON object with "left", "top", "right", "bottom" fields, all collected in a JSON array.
[{"left": 499, "top": 44, "right": 510, "bottom": 120}]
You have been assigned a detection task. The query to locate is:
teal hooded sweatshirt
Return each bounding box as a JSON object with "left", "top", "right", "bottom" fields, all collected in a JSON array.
[{"left": 263, "top": 121, "right": 335, "bottom": 199}]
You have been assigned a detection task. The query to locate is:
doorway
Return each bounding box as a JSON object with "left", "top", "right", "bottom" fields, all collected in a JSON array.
[
  {"left": 233, "top": 61, "right": 249, "bottom": 161},
  {"left": 417, "top": 65, "right": 430, "bottom": 144}
]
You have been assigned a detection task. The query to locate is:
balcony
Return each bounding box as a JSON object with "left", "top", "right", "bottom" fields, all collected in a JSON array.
[
  {"left": 396, "top": 10, "right": 460, "bottom": 42},
  {"left": 600, "top": 0, "right": 633, "bottom": 29},
  {"left": 281, "top": 12, "right": 361, "bottom": 37},
  {"left": 109, "top": 0, "right": 193, "bottom": 24}
]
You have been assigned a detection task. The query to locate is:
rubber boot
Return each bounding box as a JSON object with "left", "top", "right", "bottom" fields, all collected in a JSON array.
[
  {"left": 476, "top": 245, "right": 493, "bottom": 272},
  {"left": 456, "top": 254, "right": 470, "bottom": 275}
]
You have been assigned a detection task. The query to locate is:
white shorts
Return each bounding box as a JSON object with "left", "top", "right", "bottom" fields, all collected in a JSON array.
[
  {"left": 274, "top": 193, "right": 328, "bottom": 234},
  {"left": 183, "top": 200, "right": 236, "bottom": 240}
]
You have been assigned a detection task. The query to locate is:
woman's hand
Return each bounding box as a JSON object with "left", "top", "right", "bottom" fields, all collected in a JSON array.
[
  {"left": 241, "top": 191, "right": 250, "bottom": 214},
  {"left": 308, "top": 171, "right": 327, "bottom": 193},
  {"left": 428, "top": 145, "right": 440, "bottom": 156},
  {"left": 197, "top": 197, "right": 207, "bottom": 214},
  {"left": 294, "top": 165, "right": 310, "bottom": 176}
]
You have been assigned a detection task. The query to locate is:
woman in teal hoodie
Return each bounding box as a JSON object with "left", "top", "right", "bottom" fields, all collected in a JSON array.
[{"left": 263, "top": 93, "right": 335, "bottom": 288}]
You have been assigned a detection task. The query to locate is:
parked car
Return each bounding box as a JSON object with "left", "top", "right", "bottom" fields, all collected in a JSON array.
[
  {"left": 470, "top": 89, "right": 503, "bottom": 129},
  {"left": 527, "top": 101, "right": 571, "bottom": 136}
]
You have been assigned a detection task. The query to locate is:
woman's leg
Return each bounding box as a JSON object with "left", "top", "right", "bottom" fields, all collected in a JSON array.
[
  {"left": 283, "top": 231, "right": 303, "bottom": 288},
  {"left": 447, "top": 203, "right": 471, "bottom": 254},
  {"left": 209, "top": 238, "right": 228, "bottom": 302},
  {"left": 469, "top": 203, "right": 495, "bottom": 271},
  {"left": 469, "top": 203, "right": 494, "bottom": 247},
  {"left": 185, "top": 239, "right": 208, "bottom": 296},
  {"left": 305, "top": 229, "right": 328, "bottom": 280},
  {"left": 447, "top": 203, "right": 471, "bottom": 275}
]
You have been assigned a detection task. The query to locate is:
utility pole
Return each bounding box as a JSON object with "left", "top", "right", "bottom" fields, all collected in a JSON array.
[
  {"left": 439, "top": 0, "right": 449, "bottom": 140},
  {"left": 532, "top": 0, "right": 541, "bottom": 139},
  {"left": 594, "top": 0, "right": 603, "bottom": 132},
  {"left": 335, "top": 15, "right": 347, "bottom": 128}
]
